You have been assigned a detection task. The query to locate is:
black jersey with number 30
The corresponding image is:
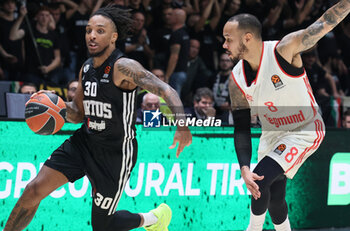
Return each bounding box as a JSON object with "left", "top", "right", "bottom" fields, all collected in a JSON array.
[{"left": 81, "top": 49, "right": 137, "bottom": 149}]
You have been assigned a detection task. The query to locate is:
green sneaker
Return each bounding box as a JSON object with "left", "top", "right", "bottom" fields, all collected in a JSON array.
[{"left": 144, "top": 203, "right": 172, "bottom": 231}]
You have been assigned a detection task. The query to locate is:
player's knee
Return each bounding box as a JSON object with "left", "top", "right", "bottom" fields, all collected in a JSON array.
[
  {"left": 91, "top": 218, "right": 109, "bottom": 231},
  {"left": 92, "top": 216, "right": 126, "bottom": 231}
]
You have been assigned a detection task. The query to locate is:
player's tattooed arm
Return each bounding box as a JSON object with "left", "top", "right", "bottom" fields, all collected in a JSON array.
[
  {"left": 4, "top": 202, "right": 38, "bottom": 230},
  {"left": 228, "top": 77, "right": 250, "bottom": 111},
  {"left": 278, "top": 0, "right": 350, "bottom": 60},
  {"left": 116, "top": 58, "right": 186, "bottom": 121}
]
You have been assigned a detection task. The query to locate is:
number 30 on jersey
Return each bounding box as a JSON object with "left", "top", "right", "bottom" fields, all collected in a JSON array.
[{"left": 84, "top": 81, "right": 97, "bottom": 97}]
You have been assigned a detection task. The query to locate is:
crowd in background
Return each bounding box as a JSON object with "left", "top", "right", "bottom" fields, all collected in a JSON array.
[{"left": 0, "top": 0, "right": 350, "bottom": 128}]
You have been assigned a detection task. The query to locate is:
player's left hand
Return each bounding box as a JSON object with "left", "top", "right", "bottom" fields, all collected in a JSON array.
[
  {"left": 241, "top": 166, "right": 264, "bottom": 200},
  {"left": 169, "top": 126, "right": 192, "bottom": 158}
]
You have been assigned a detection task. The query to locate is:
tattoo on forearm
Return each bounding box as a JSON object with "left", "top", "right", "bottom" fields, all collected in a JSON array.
[
  {"left": 323, "top": 11, "right": 336, "bottom": 25},
  {"left": 301, "top": 21, "right": 323, "bottom": 47},
  {"left": 228, "top": 79, "right": 249, "bottom": 110},
  {"left": 301, "top": 0, "right": 350, "bottom": 49},
  {"left": 117, "top": 59, "right": 168, "bottom": 97},
  {"left": 5, "top": 203, "right": 39, "bottom": 230},
  {"left": 117, "top": 59, "right": 186, "bottom": 120},
  {"left": 117, "top": 62, "right": 138, "bottom": 80}
]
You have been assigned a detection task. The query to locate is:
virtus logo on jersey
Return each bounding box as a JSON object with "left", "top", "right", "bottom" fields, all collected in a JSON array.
[
  {"left": 271, "top": 75, "right": 284, "bottom": 89},
  {"left": 83, "top": 64, "right": 90, "bottom": 73},
  {"left": 328, "top": 152, "right": 350, "bottom": 205}
]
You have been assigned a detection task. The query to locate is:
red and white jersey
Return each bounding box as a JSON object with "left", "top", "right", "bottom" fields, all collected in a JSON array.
[{"left": 231, "top": 40, "right": 319, "bottom": 132}]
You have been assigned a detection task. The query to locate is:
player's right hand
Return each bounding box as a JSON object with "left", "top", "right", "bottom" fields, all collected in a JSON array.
[
  {"left": 241, "top": 166, "right": 264, "bottom": 200},
  {"left": 169, "top": 126, "right": 192, "bottom": 158}
]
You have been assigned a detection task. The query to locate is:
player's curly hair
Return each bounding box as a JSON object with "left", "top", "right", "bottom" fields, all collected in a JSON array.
[{"left": 91, "top": 4, "right": 133, "bottom": 41}]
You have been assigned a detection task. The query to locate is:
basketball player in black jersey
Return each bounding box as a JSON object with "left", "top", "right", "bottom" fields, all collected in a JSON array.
[{"left": 4, "top": 5, "right": 192, "bottom": 231}]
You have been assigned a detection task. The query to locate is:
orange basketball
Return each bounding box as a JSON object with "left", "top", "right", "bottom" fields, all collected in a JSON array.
[{"left": 25, "top": 92, "right": 66, "bottom": 135}]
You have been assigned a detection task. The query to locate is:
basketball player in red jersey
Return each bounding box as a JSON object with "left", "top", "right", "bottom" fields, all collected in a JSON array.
[
  {"left": 5, "top": 5, "right": 191, "bottom": 231},
  {"left": 223, "top": 1, "right": 350, "bottom": 230}
]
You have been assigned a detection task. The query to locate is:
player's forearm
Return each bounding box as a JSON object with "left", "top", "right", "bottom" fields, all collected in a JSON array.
[
  {"left": 161, "top": 86, "right": 187, "bottom": 123},
  {"left": 232, "top": 109, "right": 252, "bottom": 169},
  {"left": 301, "top": 0, "right": 350, "bottom": 50}
]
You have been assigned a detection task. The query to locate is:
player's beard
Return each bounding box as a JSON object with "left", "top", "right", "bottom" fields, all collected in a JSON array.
[
  {"left": 231, "top": 41, "right": 247, "bottom": 66},
  {"left": 88, "top": 44, "right": 109, "bottom": 57}
]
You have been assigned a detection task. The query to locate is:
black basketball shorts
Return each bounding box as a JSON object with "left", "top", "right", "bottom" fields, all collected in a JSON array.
[{"left": 45, "top": 128, "right": 138, "bottom": 216}]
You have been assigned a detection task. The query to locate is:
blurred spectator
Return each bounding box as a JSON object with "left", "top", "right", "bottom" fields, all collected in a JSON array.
[
  {"left": 66, "top": 79, "right": 78, "bottom": 101},
  {"left": 336, "top": 16, "right": 350, "bottom": 70},
  {"left": 66, "top": 0, "right": 96, "bottom": 77},
  {"left": 10, "top": 5, "right": 61, "bottom": 85},
  {"left": 343, "top": 109, "right": 350, "bottom": 128},
  {"left": 187, "top": 0, "right": 221, "bottom": 72},
  {"left": 323, "top": 54, "right": 347, "bottom": 97},
  {"left": 212, "top": 53, "right": 234, "bottom": 116},
  {"left": 128, "top": 0, "right": 146, "bottom": 13},
  {"left": 302, "top": 49, "right": 339, "bottom": 99},
  {"left": 181, "top": 38, "right": 211, "bottom": 107},
  {"left": 261, "top": 0, "right": 314, "bottom": 40},
  {"left": 150, "top": 6, "right": 173, "bottom": 70},
  {"left": 302, "top": 49, "right": 338, "bottom": 126},
  {"left": 0, "top": 65, "right": 5, "bottom": 80},
  {"left": 261, "top": 0, "right": 286, "bottom": 40},
  {"left": 166, "top": 8, "right": 190, "bottom": 96},
  {"left": 216, "top": 0, "right": 241, "bottom": 44},
  {"left": 149, "top": 0, "right": 174, "bottom": 29},
  {"left": 142, "top": 93, "right": 160, "bottom": 110},
  {"left": 136, "top": 92, "right": 160, "bottom": 123},
  {"left": 185, "top": 87, "right": 216, "bottom": 119},
  {"left": 48, "top": 1, "right": 78, "bottom": 83},
  {"left": 124, "top": 11, "right": 153, "bottom": 69},
  {"left": 241, "top": 0, "right": 264, "bottom": 16},
  {"left": 151, "top": 68, "right": 166, "bottom": 82},
  {"left": 19, "top": 82, "right": 37, "bottom": 94},
  {"left": 335, "top": 16, "right": 350, "bottom": 95},
  {"left": 0, "top": 0, "right": 25, "bottom": 81},
  {"left": 172, "top": 0, "right": 196, "bottom": 15},
  {"left": 113, "top": 0, "right": 126, "bottom": 6},
  {"left": 287, "top": 0, "right": 315, "bottom": 31}
]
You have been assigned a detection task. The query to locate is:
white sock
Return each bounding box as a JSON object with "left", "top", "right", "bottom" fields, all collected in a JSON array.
[
  {"left": 140, "top": 212, "right": 158, "bottom": 227},
  {"left": 246, "top": 210, "right": 267, "bottom": 231},
  {"left": 274, "top": 216, "right": 291, "bottom": 231}
]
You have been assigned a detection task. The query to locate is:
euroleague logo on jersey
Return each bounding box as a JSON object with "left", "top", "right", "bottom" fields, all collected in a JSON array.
[
  {"left": 271, "top": 75, "right": 284, "bottom": 89},
  {"left": 101, "top": 66, "right": 111, "bottom": 83},
  {"left": 103, "top": 66, "right": 111, "bottom": 78},
  {"left": 274, "top": 144, "right": 286, "bottom": 155}
]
